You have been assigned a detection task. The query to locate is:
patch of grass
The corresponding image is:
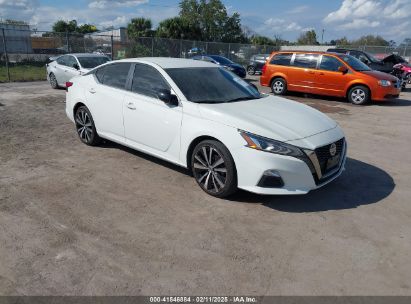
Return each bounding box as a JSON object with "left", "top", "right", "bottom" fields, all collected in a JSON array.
[{"left": 0, "top": 65, "right": 47, "bottom": 82}]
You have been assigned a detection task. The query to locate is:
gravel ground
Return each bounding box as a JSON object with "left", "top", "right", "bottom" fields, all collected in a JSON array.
[{"left": 0, "top": 79, "right": 411, "bottom": 295}]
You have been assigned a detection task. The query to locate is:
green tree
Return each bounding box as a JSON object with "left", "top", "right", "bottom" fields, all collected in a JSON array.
[
  {"left": 127, "top": 18, "right": 153, "bottom": 39},
  {"left": 156, "top": 17, "right": 201, "bottom": 40},
  {"left": 179, "top": 0, "right": 246, "bottom": 43},
  {"left": 351, "top": 35, "right": 388, "bottom": 46},
  {"left": 297, "top": 30, "right": 318, "bottom": 45},
  {"left": 250, "top": 35, "right": 274, "bottom": 46},
  {"left": 52, "top": 20, "right": 78, "bottom": 33},
  {"left": 77, "top": 24, "right": 99, "bottom": 34}
]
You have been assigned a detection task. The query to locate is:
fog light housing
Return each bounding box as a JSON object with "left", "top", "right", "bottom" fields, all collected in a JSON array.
[{"left": 257, "top": 170, "right": 284, "bottom": 188}]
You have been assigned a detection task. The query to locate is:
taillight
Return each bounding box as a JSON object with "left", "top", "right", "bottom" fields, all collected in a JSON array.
[
  {"left": 65, "top": 82, "right": 73, "bottom": 91},
  {"left": 261, "top": 64, "right": 267, "bottom": 75}
]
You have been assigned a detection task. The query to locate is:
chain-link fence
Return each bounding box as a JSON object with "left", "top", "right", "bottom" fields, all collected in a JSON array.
[{"left": 0, "top": 28, "right": 410, "bottom": 82}]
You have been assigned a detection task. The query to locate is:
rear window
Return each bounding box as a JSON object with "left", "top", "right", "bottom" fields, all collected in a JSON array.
[
  {"left": 95, "top": 63, "right": 131, "bottom": 89},
  {"left": 78, "top": 56, "right": 110, "bottom": 69},
  {"left": 293, "top": 54, "right": 319, "bottom": 69},
  {"left": 270, "top": 53, "right": 292, "bottom": 66}
]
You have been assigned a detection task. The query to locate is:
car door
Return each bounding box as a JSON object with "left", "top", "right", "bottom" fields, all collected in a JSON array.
[
  {"left": 85, "top": 62, "right": 132, "bottom": 142},
  {"left": 288, "top": 53, "right": 320, "bottom": 93},
  {"left": 312, "top": 55, "right": 349, "bottom": 97},
  {"left": 53, "top": 55, "right": 69, "bottom": 84},
  {"left": 63, "top": 55, "right": 81, "bottom": 81},
  {"left": 123, "top": 63, "right": 183, "bottom": 154}
]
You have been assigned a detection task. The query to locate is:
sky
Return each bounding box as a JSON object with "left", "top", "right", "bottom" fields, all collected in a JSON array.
[{"left": 0, "top": 0, "right": 410, "bottom": 43}]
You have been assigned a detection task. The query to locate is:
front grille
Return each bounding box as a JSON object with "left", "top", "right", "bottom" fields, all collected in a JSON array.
[{"left": 314, "top": 138, "right": 345, "bottom": 175}]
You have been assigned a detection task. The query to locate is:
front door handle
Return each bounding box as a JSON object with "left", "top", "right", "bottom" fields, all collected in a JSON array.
[
  {"left": 89, "top": 88, "right": 96, "bottom": 94},
  {"left": 307, "top": 70, "right": 315, "bottom": 74},
  {"left": 127, "top": 102, "right": 136, "bottom": 110}
]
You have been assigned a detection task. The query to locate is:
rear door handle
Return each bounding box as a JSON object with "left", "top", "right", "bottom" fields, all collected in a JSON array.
[
  {"left": 127, "top": 102, "right": 136, "bottom": 110},
  {"left": 89, "top": 88, "right": 96, "bottom": 94}
]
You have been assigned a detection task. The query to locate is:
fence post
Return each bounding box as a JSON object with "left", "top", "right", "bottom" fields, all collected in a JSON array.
[
  {"left": 111, "top": 35, "right": 114, "bottom": 59},
  {"left": 228, "top": 43, "right": 231, "bottom": 59},
  {"left": 180, "top": 39, "right": 183, "bottom": 58},
  {"left": 65, "top": 31, "right": 69, "bottom": 52},
  {"left": 151, "top": 37, "right": 154, "bottom": 56},
  {"left": 1, "top": 28, "right": 10, "bottom": 82}
]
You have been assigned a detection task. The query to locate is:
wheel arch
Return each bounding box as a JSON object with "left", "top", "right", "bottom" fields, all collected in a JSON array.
[
  {"left": 185, "top": 135, "right": 221, "bottom": 170},
  {"left": 346, "top": 82, "right": 371, "bottom": 100},
  {"left": 73, "top": 101, "right": 86, "bottom": 118},
  {"left": 269, "top": 73, "right": 288, "bottom": 87}
]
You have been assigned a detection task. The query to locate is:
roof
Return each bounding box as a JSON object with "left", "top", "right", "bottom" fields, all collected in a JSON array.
[
  {"left": 68, "top": 53, "right": 109, "bottom": 57},
  {"left": 117, "top": 57, "right": 217, "bottom": 69}
]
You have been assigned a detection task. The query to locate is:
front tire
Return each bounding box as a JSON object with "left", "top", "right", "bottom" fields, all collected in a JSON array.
[
  {"left": 74, "top": 106, "right": 101, "bottom": 146},
  {"left": 247, "top": 66, "right": 256, "bottom": 75},
  {"left": 271, "top": 78, "right": 287, "bottom": 95},
  {"left": 49, "top": 73, "right": 59, "bottom": 89},
  {"left": 191, "top": 140, "right": 237, "bottom": 198},
  {"left": 348, "top": 85, "right": 370, "bottom": 105}
]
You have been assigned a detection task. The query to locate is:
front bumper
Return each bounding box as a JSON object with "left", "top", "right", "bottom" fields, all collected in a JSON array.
[
  {"left": 372, "top": 85, "right": 401, "bottom": 101},
  {"left": 233, "top": 129, "right": 346, "bottom": 195}
]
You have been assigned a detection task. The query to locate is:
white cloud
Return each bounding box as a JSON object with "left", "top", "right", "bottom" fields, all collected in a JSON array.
[
  {"left": 323, "top": 0, "right": 411, "bottom": 40},
  {"left": 264, "top": 18, "right": 302, "bottom": 32},
  {"left": 324, "top": 0, "right": 381, "bottom": 23},
  {"left": 287, "top": 5, "right": 309, "bottom": 14},
  {"left": 88, "top": 0, "right": 148, "bottom": 9}
]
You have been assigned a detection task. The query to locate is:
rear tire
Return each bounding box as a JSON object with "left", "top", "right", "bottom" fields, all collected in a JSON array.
[
  {"left": 271, "top": 78, "right": 287, "bottom": 95},
  {"left": 247, "top": 66, "right": 256, "bottom": 75},
  {"left": 74, "top": 106, "right": 101, "bottom": 146},
  {"left": 191, "top": 140, "right": 237, "bottom": 198},
  {"left": 348, "top": 85, "right": 370, "bottom": 105},
  {"left": 49, "top": 73, "right": 59, "bottom": 89}
]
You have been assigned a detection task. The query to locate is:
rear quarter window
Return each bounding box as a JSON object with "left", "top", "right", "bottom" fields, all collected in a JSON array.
[{"left": 269, "top": 53, "right": 292, "bottom": 66}]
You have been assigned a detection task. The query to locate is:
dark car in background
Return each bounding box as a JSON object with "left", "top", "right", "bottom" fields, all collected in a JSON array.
[
  {"left": 246, "top": 54, "right": 269, "bottom": 75},
  {"left": 192, "top": 55, "right": 246, "bottom": 78},
  {"left": 327, "top": 48, "right": 393, "bottom": 73}
]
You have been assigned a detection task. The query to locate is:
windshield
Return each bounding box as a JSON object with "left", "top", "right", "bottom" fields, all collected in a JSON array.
[
  {"left": 339, "top": 55, "right": 372, "bottom": 71},
  {"left": 78, "top": 56, "right": 110, "bottom": 69},
  {"left": 364, "top": 51, "right": 380, "bottom": 63},
  {"left": 210, "top": 56, "right": 234, "bottom": 65},
  {"left": 166, "top": 67, "right": 261, "bottom": 103}
]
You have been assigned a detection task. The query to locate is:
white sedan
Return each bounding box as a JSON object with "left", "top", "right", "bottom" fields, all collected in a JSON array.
[
  {"left": 65, "top": 58, "right": 346, "bottom": 197},
  {"left": 46, "top": 53, "right": 110, "bottom": 89}
]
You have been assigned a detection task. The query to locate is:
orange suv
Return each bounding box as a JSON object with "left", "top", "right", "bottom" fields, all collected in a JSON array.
[{"left": 260, "top": 51, "right": 401, "bottom": 105}]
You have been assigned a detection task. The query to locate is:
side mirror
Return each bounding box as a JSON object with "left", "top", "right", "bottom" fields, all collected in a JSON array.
[
  {"left": 156, "top": 88, "right": 178, "bottom": 106},
  {"left": 73, "top": 63, "right": 80, "bottom": 70},
  {"left": 338, "top": 66, "right": 348, "bottom": 74}
]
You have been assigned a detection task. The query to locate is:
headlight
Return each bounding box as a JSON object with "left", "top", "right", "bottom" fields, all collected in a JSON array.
[
  {"left": 239, "top": 130, "right": 304, "bottom": 158},
  {"left": 378, "top": 80, "right": 391, "bottom": 87},
  {"left": 225, "top": 66, "right": 235, "bottom": 71}
]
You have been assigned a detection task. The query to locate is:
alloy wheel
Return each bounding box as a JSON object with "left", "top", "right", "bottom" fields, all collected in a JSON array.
[
  {"left": 75, "top": 108, "right": 94, "bottom": 143},
  {"left": 273, "top": 80, "right": 284, "bottom": 94},
  {"left": 193, "top": 145, "right": 227, "bottom": 194},
  {"left": 351, "top": 89, "right": 366, "bottom": 104}
]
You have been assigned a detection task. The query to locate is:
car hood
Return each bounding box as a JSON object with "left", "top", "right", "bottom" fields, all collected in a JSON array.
[
  {"left": 360, "top": 70, "right": 398, "bottom": 80},
  {"left": 198, "top": 95, "right": 338, "bottom": 142}
]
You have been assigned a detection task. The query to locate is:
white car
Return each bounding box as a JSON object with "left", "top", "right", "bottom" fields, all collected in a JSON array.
[
  {"left": 65, "top": 58, "right": 346, "bottom": 197},
  {"left": 46, "top": 53, "right": 110, "bottom": 89}
]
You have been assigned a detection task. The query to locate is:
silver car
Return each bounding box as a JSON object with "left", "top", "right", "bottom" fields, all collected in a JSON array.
[{"left": 46, "top": 53, "right": 110, "bottom": 89}]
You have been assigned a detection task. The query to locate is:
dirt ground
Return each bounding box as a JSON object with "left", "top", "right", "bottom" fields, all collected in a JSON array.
[{"left": 1, "top": 79, "right": 411, "bottom": 296}]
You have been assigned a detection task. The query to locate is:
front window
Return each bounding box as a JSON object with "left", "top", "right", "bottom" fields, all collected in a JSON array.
[
  {"left": 338, "top": 55, "right": 372, "bottom": 71},
  {"left": 78, "top": 56, "right": 110, "bottom": 69},
  {"left": 166, "top": 67, "right": 261, "bottom": 103}
]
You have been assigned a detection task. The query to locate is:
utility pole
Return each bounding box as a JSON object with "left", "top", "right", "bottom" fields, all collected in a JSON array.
[{"left": 321, "top": 29, "right": 325, "bottom": 45}]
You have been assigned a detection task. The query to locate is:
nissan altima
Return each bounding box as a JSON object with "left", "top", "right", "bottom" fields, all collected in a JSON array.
[{"left": 65, "top": 58, "right": 346, "bottom": 198}]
